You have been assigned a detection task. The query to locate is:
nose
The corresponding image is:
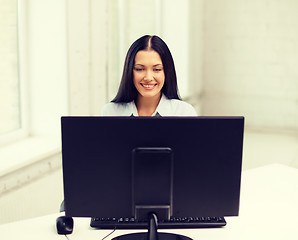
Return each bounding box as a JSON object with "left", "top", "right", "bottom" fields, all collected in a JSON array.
[{"left": 144, "top": 70, "right": 154, "bottom": 81}]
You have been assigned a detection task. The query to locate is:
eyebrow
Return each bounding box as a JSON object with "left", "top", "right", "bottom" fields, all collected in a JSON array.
[{"left": 134, "top": 64, "right": 163, "bottom": 67}]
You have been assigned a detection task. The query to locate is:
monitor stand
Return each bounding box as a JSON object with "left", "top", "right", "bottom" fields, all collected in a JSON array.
[{"left": 112, "top": 213, "right": 192, "bottom": 240}]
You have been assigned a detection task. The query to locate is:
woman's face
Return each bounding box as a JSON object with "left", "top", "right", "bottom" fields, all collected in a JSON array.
[{"left": 133, "top": 50, "right": 165, "bottom": 100}]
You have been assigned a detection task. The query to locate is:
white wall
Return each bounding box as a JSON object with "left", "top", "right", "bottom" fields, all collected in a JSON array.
[
  {"left": 160, "top": 0, "right": 190, "bottom": 98},
  {"left": 187, "top": 0, "right": 204, "bottom": 113},
  {"left": 202, "top": 0, "right": 298, "bottom": 133},
  {"left": 27, "top": 0, "right": 68, "bottom": 137},
  {"left": 0, "top": 155, "right": 63, "bottom": 224},
  {"left": 67, "top": 0, "right": 108, "bottom": 115}
]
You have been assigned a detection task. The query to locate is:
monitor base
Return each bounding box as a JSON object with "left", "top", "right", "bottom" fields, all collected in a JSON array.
[
  {"left": 112, "top": 213, "right": 192, "bottom": 240},
  {"left": 112, "top": 232, "right": 192, "bottom": 240}
]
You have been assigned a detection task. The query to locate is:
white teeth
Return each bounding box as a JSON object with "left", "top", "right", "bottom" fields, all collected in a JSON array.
[{"left": 143, "top": 84, "right": 155, "bottom": 88}]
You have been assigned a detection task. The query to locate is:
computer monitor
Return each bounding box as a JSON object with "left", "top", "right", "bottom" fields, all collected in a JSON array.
[{"left": 61, "top": 116, "right": 244, "bottom": 240}]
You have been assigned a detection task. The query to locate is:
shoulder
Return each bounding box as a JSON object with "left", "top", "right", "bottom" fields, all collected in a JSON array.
[
  {"left": 169, "top": 99, "right": 198, "bottom": 116},
  {"left": 101, "top": 102, "right": 135, "bottom": 116},
  {"left": 158, "top": 95, "right": 197, "bottom": 116}
]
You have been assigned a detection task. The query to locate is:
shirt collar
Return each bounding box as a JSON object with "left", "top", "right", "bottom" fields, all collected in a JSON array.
[
  {"left": 131, "top": 94, "right": 170, "bottom": 117},
  {"left": 153, "top": 94, "right": 171, "bottom": 116}
]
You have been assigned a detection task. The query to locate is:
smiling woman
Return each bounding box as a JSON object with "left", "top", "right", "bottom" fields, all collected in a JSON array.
[
  {"left": 133, "top": 50, "right": 165, "bottom": 116},
  {"left": 101, "top": 35, "right": 197, "bottom": 117}
]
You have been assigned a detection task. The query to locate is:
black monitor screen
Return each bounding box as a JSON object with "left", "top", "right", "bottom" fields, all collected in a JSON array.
[{"left": 61, "top": 116, "right": 244, "bottom": 223}]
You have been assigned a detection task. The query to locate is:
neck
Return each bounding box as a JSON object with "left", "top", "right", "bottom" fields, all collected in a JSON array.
[{"left": 136, "top": 93, "right": 162, "bottom": 116}]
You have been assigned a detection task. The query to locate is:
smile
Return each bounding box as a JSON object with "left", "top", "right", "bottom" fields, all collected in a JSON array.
[{"left": 141, "top": 83, "right": 157, "bottom": 89}]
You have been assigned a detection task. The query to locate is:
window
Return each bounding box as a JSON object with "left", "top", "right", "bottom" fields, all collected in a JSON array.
[
  {"left": 0, "top": 0, "right": 67, "bottom": 173},
  {"left": 0, "top": 0, "right": 21, "bottom": 137}
]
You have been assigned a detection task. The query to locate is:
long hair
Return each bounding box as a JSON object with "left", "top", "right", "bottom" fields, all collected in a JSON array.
[{"left": 112, "top": 35, "right": 181, "bottom": 103}]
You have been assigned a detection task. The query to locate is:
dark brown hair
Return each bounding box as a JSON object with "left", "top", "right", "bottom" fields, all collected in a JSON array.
[{"left": 112, "top": 35, "right": 181, "bottom": 103}]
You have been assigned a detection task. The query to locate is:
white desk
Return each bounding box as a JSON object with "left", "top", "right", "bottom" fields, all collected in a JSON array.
[{"left": 1, "top": 164, "right": 298, "bottom": 240}]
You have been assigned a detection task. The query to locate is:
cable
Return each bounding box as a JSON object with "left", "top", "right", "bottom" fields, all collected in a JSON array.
[
  {"left": 101, "top": 228, "right": 116, "bottom": 240},
  {"left": 62, "top": 228, "right": 116, "bottom": 240}
]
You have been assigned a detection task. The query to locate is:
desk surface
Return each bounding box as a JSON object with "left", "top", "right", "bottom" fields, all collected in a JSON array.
[{"left": 1, "top": 164, "right": 298, "bottom": 240}]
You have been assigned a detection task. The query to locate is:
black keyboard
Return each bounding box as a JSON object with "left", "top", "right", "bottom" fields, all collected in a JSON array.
[{"left": 90, "top": 216, "right": 226, "bottom": 229}]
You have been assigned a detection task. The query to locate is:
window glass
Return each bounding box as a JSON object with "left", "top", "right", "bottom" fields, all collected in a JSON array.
[{"left": 0, "top": 0, "right": 20, "bottom": 135}]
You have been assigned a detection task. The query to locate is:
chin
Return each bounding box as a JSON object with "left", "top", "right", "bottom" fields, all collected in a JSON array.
[{"left": 140, "top": 92, "right": 161, "bottom": 99}]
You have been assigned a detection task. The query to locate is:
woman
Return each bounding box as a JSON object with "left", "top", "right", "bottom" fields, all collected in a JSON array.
[{"left": 101, "top": 35, "right": 197, "bottom": 116}]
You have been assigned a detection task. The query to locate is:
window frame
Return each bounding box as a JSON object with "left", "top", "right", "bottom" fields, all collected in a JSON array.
[
  {"left": 0, "top": 0, "right": 108, "bottom": 178},
  {"left": 0, "top": 0, "right": 29, "bottom": 146},
  {"left": 0, "top": 0, "right": 68, "bottom": 176}
]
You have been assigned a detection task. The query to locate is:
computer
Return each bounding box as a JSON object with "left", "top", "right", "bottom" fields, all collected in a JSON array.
[{"left": 61, "top": 116, "right": 244, "bottom": 240}]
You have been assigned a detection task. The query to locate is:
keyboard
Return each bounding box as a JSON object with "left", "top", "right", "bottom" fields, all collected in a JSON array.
[{"left": 90, "top": 216, "right": 226, "bottom": 229}]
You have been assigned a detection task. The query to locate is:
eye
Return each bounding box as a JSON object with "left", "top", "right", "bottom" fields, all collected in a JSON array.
[
  {"left": 154, "top": 68, "right": 163, "bottom": 72},
  {"left": 134, "top": 67, "right": 144, "bottom": 72}
]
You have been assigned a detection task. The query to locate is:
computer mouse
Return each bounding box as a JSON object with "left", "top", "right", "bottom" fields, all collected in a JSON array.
[{"left": 56, "top": 216, "right": 74, "bottom": 235}]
